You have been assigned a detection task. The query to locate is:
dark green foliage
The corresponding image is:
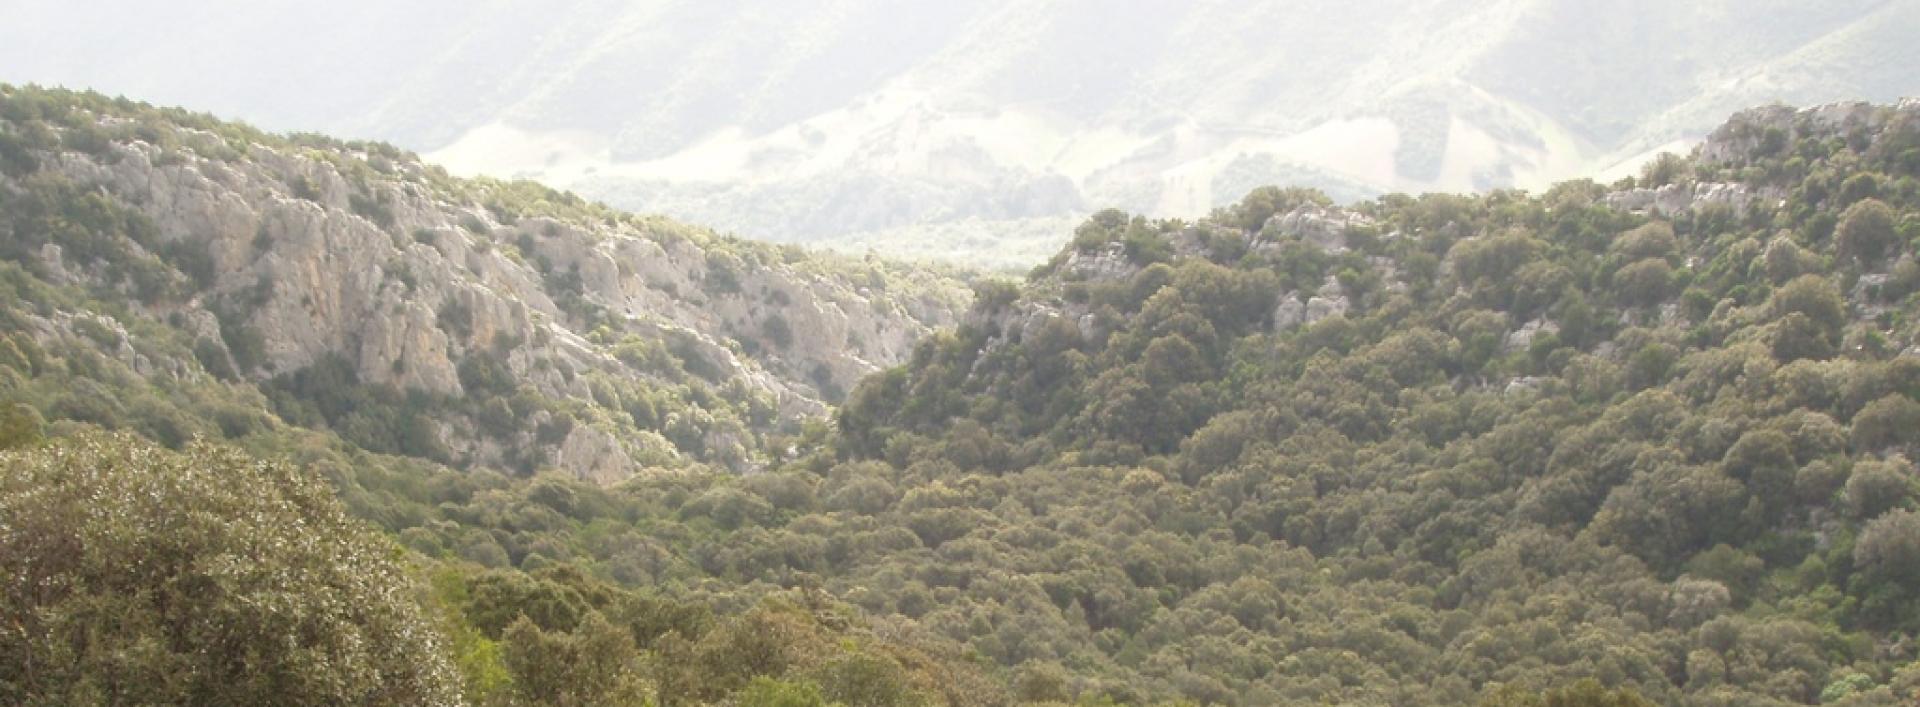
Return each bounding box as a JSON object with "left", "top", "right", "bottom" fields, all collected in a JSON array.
[
  {"left": 213, "top": 304, "right": 267, "bottom": 373},
  {"left": 158, "top": 238, "right": 217, "bottom": 289},
  {"left": 1640, "top": 152, "right": 1688, "bottom": 187},
  {"left": 267, "top": 355, "right": 453, "bottom": 463},
  {"left": 1844, "top": 458, "right": 1917, "bottom": 519},
  {"left": 1836, "top": 198, "right": 1899, "bottom": 265},
  {"left": 739, "top": 677, "right": 831, "bottom": 707},
  {"left": 1478, "top": 679, "right": 1656, "bottom": 707},
  {"left": 0, "top": 128, "right": 37, "bottom": 177},
  {"left": 455, "top": 351, "right": 515, "bottom": 398},
  {"left": 191, "top": 336, "right": 236, "bottom": 380},
  {"left": 0, "top": 402, "right": 43, "bottom": 449},
  {"left": 763, "top": 312, "right": 795, "bottom": 348},
  {"left": 1855, "top": 508, "right": 1920, "bottom": 584},
  {"left": 1851, "top": 395, "right": 1920, "bottom": 451},
  {"left": 1613, "top": 258, "right": 1674, "bottom": 307},
  {"left": 0, "top": 433, "right": 462, "bottom": 705},
  {"left": 437, "top": 296, "right": 474, "bottom": 340},
  {"left": 670, "top": 335, "right": 726, "bottom": 382},
  {"left": 707, "top": 250, "right": 746, "bottom": 293},
  {"left": 349, "top": 189, "right": 396, "bottom": 229},
  {"left": 501, "top": 612, "right": 642, "bottom": 704},
  {"left": 1235, "top": 185, "right": 1332, "bottom": 231},
  {"left": 0, "top": 173, "right": 164, "bottom": 292}
]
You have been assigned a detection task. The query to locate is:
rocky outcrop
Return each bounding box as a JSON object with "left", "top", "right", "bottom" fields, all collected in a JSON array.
[
  {"left": 3, "top": 110, "right": 973, "bottom": 481},
  {"left": 1255, "top": 204, "right": 1374, "bottom": 254},
  {"left": 1063, "top": 242, "right": 1136, "bottom": 282},
  {"left": 1505, "top": 319, "right": 1560, "bottom": 353},
  {"left": 1273, "top": 296, "right": 1307, "bottom": 330},
  {"left": 1274, "top": 274, "right": 1354, "bottom": 331},
  {"left": 1700, "top": 100, "right": 1918, "bottom": 168},
  {"left": 1701, "top": 102, "right": 1871, "bottom": 166},
  {"left": 551, "top": 423, "right": 641, "bottom": 485},
  {"left": 1603, "top": 182, "right": 1764, "bottom": 217}
]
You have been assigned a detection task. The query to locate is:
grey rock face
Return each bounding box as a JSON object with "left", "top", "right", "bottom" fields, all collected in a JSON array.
[
  {"left": 1603, "top": 182, "right": 1758, "bottom": 218},
  {"left": 1275, "top": 287, "right": 1352, "bottom": 331},
  {"left": 1701, "top": 101, "right": 1911, "bottom": 168},
  {"left": 1258, "top": 204, "right": 1373, "bottom": 254},
  {"left": 1505, "top": 319, "right": 1560, "bottom": 353},
  {"left": 1273, "top": 295, "right": 1307, "bottom": 331},
  {"left": 1305, "top": 296, "right": 1348, "bottom": 324},
  {"left": 1064, "top": 243, "right": 1136, "bottom": 282},
  {"left": 1504, "top": 377, "right": 1547, "bottom": 395},
  {"left": 10, "top": 133, "right": 971, "bottom": 481}
]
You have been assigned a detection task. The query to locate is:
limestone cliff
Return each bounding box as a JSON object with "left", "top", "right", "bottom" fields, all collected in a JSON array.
[{"left": 0, "top": 86, "right": 972, "bottom": 479}]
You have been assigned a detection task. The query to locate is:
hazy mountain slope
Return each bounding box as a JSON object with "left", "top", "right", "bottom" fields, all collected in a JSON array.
[
  {"left": 0, "top": 85, "right": 972, "bottom": 478},
  {"left": 1632, "top": 0, "right": 1920, "bottom": 151},
  {"left": 6, "top": 1, "right": 1914, "bottom": 266}
]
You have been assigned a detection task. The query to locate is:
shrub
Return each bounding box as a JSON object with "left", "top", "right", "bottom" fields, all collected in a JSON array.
[
  {"left": 1835, "top": 199, "right": 1898, "bottom": 265},
  {"left": 0, "top": 433, "right": 461, "bottom": 705},
  {"left": 1613, "top": 258, "right": 1675, "bottom": 307},
  {"left": 762, "top": 313, "right": 794, "bottom": 348},
  {"left": 1853, "top": 395, "right": 1920, "bottom": 451}
]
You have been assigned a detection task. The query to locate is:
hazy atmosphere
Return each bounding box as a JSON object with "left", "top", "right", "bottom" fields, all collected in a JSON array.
[
  {"left": 5, "top": 3, "right": 1920, "bottom": 705},
  {"left": 7, "top": 0, "right": 1917, "bottom": 265}
]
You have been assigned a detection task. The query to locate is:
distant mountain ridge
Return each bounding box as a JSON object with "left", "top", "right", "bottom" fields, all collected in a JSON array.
[
  {"left": 7, "top": 0, "right": 1912, "bottom": 265},
  {"left": 4, "top": 0, "right": 1915, "bottom": 265}
]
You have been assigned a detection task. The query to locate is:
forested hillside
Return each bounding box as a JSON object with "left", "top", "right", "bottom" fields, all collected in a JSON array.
[
  {"left": 5, "top": 86, "right": 1920, "bottom": 705},
  {"left": 815, "top": 102, "right": 1920, "bottom": 704}
]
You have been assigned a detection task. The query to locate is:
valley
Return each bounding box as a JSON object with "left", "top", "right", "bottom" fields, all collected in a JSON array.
[{"left": 3, "top": 85, "right": 1920, "bottom": 705}]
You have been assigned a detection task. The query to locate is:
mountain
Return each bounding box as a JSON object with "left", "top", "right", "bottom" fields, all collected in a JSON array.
[
  {"left": 6, "top": 87, "right": 1920, "bottom": 704},
  {"left": 0, "top": 84, "right": 972, "bottom": 479},
  {"left": 6, "top": 1, "right": 1918, "bottom": 266}
]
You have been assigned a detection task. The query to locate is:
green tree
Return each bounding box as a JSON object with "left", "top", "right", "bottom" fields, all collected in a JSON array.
[
  {"left": 0, "top": 433, "right": 461, "bottom": 705},
  {"left": 1835, "top": 198, "right": 1898, "bottom": 265},
  {"left": 1612, "top": 222, "right": 1678, "bottom": 261},
  {"left": 1852, "top": 395, "right": 1920, "bottom": 451},
  {"left": 0, "top": 402, "right": 43, "bottom": 449},
  {"left": 1613, "top": 259, "right": 1674, "bottom": 307},
  {"left": 738, "top": 677, "right": 830, "bottom": 707},
  {"left": 1640, "top": 152, "right": 1688, "bottom": 187},
  {"left": 1855, "top": 508, "right": 1920, "bottom": 585},
  {"left": 501, "top": 611, "right": 641, "bottom": 706},
  {"left": 1772, "top": 275, "right": 1847, "bottom": 329},
  {"left": 1845, "top": 458, "right": 1918, "bottom": 519},
  {"left": 812, "top": 653, "right": 919, "bottom": 707}
]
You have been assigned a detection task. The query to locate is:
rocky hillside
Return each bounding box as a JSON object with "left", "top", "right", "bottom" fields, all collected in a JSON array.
[
  {"left": 0, "top": 85, "right": 972, "bottom": 478},
  {"left": 970, "top": 100, "right": 1920, "bottom": 365}
]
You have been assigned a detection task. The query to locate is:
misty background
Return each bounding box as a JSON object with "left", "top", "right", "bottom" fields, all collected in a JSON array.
[{"left": 5, "top": 0, "right": 1916, "bottom": 266}]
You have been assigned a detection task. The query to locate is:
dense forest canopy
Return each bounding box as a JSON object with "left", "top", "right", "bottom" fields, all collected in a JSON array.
[{"left": 3, "top": 86, "right": 1920, "bottom": 705}]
